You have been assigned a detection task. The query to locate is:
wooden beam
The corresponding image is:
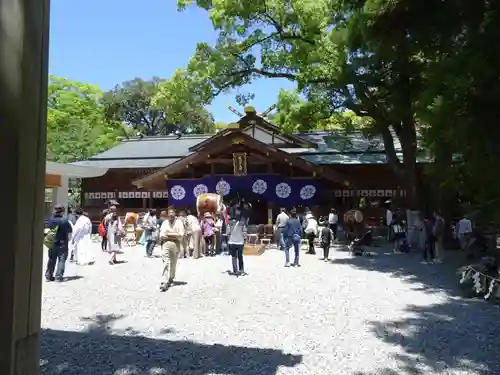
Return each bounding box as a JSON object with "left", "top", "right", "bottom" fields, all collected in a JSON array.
[
  {"left": 45, "top": 174, "right": 61, "bottom": 188},
  {"left": 196, "top": 130, "right": 350, "bottom": 185}
]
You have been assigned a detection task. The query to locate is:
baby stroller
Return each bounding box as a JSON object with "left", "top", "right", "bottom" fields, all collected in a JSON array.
[{"left": 348, "top": 229, "right": 372, "bottom": 256}]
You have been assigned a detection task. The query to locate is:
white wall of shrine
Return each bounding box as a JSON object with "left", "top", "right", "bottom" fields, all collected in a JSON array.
[
  {"left": 46, "top": 161, "right": 108, "bottom": 211},
  {"left": 51, "top": 176, "right": 69, "bottom": 211}
]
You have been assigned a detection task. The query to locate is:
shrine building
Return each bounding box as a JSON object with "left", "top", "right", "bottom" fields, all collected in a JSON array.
[{"left": 74, "top": 107, "right": 428, "bottom": 225}]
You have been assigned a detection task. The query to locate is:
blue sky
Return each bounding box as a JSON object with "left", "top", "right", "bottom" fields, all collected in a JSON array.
[{"left": 49, "top": 0, "right": 295, "bottom": 124}]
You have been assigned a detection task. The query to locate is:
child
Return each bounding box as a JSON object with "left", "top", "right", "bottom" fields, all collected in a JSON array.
[
  {"left": 318, "top": 218, "right": 333, "bottom": 261},
  {"left": 201, "top": 212, "right": 216, "bottom": 256}
]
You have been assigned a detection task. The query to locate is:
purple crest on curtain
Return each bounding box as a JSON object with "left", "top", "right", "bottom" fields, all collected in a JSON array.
[{"left": 166, "top": 175, "right": 321, "bottom": 207}]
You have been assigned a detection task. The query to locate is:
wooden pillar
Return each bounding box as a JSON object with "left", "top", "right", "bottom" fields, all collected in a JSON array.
[
  {"left": 0, "top": 0, "right": 50, "bottom": 373},
  {"left": 267, "top": 203, "right": 273, "bottom": 225}
]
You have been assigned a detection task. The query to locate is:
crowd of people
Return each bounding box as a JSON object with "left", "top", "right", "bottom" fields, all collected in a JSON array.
[
  {"left": 274, "top": 207, "right": 339, "bottom": 266},
  {"left": 44, "top": 205, "right": 94, "bottom": 282},
  {"left": 44, "top": 199, "right": 479, "bottom": 289},
  {"left": 44, "top": 201, "right": 251, "bottom": 291},
  {"left": 386, "top": 207, "right": 478, "bottom": 264}
]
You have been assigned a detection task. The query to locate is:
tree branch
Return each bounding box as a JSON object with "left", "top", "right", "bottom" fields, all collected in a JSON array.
[
  {"left": 258, "top": 13, "right": 316, "bottom": 45},
  {"left": 380, "top": 126, "right": 404, "bottom": 177}
]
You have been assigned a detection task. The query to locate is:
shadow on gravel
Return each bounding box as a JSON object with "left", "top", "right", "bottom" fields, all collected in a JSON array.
[
  {"left": 40, "top": 313, "right": 302, "bottom": 375},
  {"left": 332, "top": 249, "right": 500, "bottom": 375},
  {"left": 331, "top": 248, "right": 460, "bottom": 296}
]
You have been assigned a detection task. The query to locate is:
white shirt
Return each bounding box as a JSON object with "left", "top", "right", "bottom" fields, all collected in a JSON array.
[
  {"left": 275, "top": 212, "right": 289, "bottom": 228},
  {"left": 160, "top": 218, "right": 185, "bottom": 239},
  {"left": 457, "top": 218, "right": 472, "bottom": 236},
  {"left": 328, "top": 213, "right": 338, "bottom": 224},
  {"left": 386, "top": 209, "right": 393, "bottom": 226},
  {"left": 186, "top": 214, "right": 201, "bottom": 232},
  {"left": 304, "top": 215, "right": 318, "bottom": 236}
]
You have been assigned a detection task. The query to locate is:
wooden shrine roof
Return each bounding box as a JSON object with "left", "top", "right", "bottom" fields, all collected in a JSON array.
[{"left": 132, "top": 129, "right": 350, "bottom": 188}]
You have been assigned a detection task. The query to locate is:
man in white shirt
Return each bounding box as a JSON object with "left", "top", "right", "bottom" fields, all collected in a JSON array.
[
  {"left": 275, "top": 208, "right": 289, "bottom": 251},
  {"left": 159, "top": 208, "right": 185, "bottom": 291},
  {"left": 457, "top": 214, "right": 473, "bottom": 250},
  {"left": 328, "top": 208, "right": 338, "bottom": 240},
  {"left": 186, "top": 210, "right": 202, "bottom": 259}
]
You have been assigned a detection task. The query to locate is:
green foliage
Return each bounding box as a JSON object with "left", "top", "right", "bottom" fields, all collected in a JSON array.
[
  {"left": 273, "top": 89, "right": 372, "bottom": 133},
  {"left": 150, "top": 72, "right": 215, "bottom": 134},
  {"left": 166, "top": 0, "right": 427, "bottom": 206},
  {"left": 416, "top": 3, "right": 500, "bottom": 222},
  {"left": 46, "top": 76, "right": 124, "bottom": 163},
  {"left": 103, "top": 77, "right": 214, "bottom": 135}
]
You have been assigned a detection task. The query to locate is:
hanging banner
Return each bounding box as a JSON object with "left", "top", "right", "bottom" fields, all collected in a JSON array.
[
  {"left": 332, "top": 189, "right": 406, "bottom": 198},
  {"left": 166, "top": 175, "right": 321, "bottom": 207},
  {"left": 84, "top": 192, "right": 116, "bottom": 199}
]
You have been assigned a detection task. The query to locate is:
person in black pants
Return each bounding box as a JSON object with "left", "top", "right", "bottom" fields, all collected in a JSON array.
[
  {"left": 319, "top": 219, "right": 333, "bottom": 261},
  {"left": 328, "top": 208, "right": 338, "bottom": 241},
  {"left": 101, "top": 209, "right": 109, "bottom": 252},
  {"left": 422, "top": 216, "right": 435, "bottom": 263},
  {"left": 45, "top": 204, "right": 73, "bottom": 282},
  {"left": 226, "top": 210, "right": 247, "bottom": 275}
]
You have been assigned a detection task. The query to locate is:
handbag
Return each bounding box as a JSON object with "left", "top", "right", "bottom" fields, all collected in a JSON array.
[{"left": 98, "top": 222, "right": 105, "bottom": 237}]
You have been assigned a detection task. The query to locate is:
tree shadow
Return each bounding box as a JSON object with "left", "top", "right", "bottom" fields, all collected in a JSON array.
[
  {"left": 332, "top": 249, "right": 500, "bottom": 374},
  {"left": 331, "top": 248, "right": 461, "bottom": 296},
  {"left": 40, "top": 313, "right": 303, "bottom": 375}
]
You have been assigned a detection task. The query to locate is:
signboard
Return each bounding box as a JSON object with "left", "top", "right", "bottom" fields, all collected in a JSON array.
[
  {"left": 233, "top": 152, "right": 247, "bottom": 176},
  {"left": 84, "top": 191, "right": 168, "bottom": 199},
  {"left": 84, "top": 192, "right": 115, "bottom": 199},
  {"left": 332, "top": 189, "right": 406, "bottom": 198}
]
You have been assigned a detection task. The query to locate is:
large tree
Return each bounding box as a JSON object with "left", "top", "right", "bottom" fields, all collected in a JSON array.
[
  {"left": 103, "top": 77, "right": 215, "bottom": 135},
  {"left": 47, "top": 76, "right": 124, "bottom": 163},
  {"left": 417, "top": 1, "right": 500, "bottom": 222},
  {"left": 160, "top": 0, "right": 445, "bottom": 208}
]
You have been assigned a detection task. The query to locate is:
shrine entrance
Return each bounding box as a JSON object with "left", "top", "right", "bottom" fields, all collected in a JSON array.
[
  {"left": 223, "top": 188, "right": 269, "bottom": 225},
  {"left": 133, "top": 127, "right": 350, "bottom": 223}
]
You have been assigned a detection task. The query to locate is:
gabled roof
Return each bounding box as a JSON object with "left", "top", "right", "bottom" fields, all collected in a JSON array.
[
  {"left": 46, "top": 161, "right": 108, "bottom": 178},
  {"left": 296, "top": 130, "right": 402, "bottom": 153},
  {"left": 72, "top": 134, "right": 210, "bottom": 169},
  {"left": 189, "top": 113, "right": 312, "bottom": 152},
  {"left": 72, "top": 126, "right": 423, "bottom": 169},
  {"left": 132, "top": 129, "right": 350, "bottom": 188}
]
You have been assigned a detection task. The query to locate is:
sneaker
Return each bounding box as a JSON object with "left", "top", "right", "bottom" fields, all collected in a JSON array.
[
  {"left": 420, "top": 260, "right": 429, "bottom": 264},
  {"left": 433, "top": 259, "right": 443, "bottom": 264},
  {"left": 55, "top": 277, "right": 64, "bottom": 282},
  {"left": 45, "top": 276, "right": 55, "bottom": 282},
  {"left": 285, "top": 262, "right": 290, "bottom": 267},
  {"left": 324, "top": 258, "right": 329, "bottom": 262}
]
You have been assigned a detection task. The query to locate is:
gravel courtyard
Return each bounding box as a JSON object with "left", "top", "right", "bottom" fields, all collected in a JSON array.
[{"left": 40, "top": 243, "right": 500, "bottom": 375}]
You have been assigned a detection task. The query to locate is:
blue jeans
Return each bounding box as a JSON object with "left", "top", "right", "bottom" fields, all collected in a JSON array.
[
  {"left": 277, "top": 228, "right": 286, "bottom": 250},
  {"left": 285, "top": 235, "right": 300, "bottom": 265},
  {"left": 45, "top": 246, "right": 68, "bottom": 280},
  {"left": 145, "top": 240, "right": 155, "bottom": 256}
]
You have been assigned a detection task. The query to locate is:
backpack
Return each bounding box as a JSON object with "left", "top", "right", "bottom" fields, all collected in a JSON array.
[
  {"left": 98, "top": 222, "right": 105, "bottom": 237},
  {"left": 44, "top": 224, "right": 59, "bottom": 250}
]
